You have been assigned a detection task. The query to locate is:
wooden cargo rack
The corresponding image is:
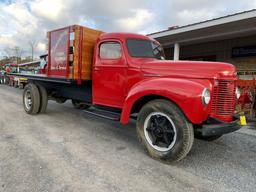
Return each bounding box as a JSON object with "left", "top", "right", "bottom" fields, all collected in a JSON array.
[{"left": 47, "top": 25, "right": 104, "bottom": 83}]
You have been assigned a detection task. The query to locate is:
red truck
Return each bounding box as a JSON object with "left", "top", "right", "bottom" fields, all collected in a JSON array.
[{"left": 17, "top": 25, "right": 242, "bottom": 162}]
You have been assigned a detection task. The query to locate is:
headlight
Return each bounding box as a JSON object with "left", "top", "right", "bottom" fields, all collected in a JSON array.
[
  {"left": 236, "top": 87, "right": 241, "bottom": 99},
  {"left": 202, "top": 88, "right": 211, "bottom": 105}
]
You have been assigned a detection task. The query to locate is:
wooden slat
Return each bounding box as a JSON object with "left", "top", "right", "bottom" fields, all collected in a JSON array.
[
  {"left": 73, "top": 25, "right": 81, "bottom": 80},
  {"left": 72, "top": 25, "right": 103, "bottom": 80}
]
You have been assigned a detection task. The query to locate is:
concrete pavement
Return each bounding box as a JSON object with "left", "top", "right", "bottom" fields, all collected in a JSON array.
[{"left": 0, "top": 85, "right": 255, "bottom": 192}]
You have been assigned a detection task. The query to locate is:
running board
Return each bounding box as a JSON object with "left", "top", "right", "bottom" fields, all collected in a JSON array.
[{"left": 83, "top": 107, "right": 120, "bottom": 121}]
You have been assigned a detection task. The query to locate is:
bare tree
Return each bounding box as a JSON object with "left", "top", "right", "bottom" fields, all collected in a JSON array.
[
  {"left": 29, "top": 40, "right": 37, "bottom": 61},
  {"left": 13, "top": 46, "right": 23, "bottom": 58},
  {"left": 2, "top": 46, "right": 23, "bottom": 63},
  {"left": 13, "top": 46, "right": 23, "bottom": 63},
  {"left": 3, "top": 47, "right": 12, "bottom": 58}
]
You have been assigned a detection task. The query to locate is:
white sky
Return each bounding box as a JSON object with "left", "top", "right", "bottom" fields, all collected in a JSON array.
[{"left": 0, "top": 0, "right": 255, "bottom": 58}]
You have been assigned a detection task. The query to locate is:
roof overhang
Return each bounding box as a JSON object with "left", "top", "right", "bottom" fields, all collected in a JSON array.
[{"left": 149, "top": 9, "right": 256, "bottom": 47}]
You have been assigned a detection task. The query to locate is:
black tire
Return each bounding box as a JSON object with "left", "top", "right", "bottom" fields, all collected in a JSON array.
[
  {"left": 19, "top": 83, "right": 24, "bottom": 89},
  {"left": 137, "top": 99, "right": 194, "bottom": 162},
  {"left": 23, "top": 84, "right": 40, "bottom": 114},
  {"left": 56, "top": 98, "right": 67, "bottom": 104},
  {"left": 37, "top": 84, "right": 48, "bottom": 114},
  {"left": 195, "top": 134, "right": 222, "bottom": 141},
  {"left": 72, "top": 99, "right": 90, "bottom": 110}
]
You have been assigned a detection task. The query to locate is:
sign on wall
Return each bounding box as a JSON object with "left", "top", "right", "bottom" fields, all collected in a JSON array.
[{"left": 232, "top": 45, "right": 256, "bottom": 58}]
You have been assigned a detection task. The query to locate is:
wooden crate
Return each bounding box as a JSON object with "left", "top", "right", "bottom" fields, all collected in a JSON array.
[
  {"left": 48, "top": 25, "right": 103, "bottom": 81},
  {"left": 72, "top": 25, "right": 103, "bottom": 80}
]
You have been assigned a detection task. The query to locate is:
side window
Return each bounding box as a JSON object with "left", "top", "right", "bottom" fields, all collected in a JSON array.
[{"left": 100, "top": 42, "right": 121, "bottom": 59}]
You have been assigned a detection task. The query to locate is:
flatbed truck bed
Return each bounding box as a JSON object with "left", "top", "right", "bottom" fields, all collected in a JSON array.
[
  {"left": 13, "top": 73, "right": 92, "bottom": 105},
  {"left": 11, "top": 73, "right": 76, "bottom": 85}
]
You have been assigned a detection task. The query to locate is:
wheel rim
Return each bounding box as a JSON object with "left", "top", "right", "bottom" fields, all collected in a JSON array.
[
  {"left": 24, "top": 90, "right": 32, "bottom": 110},
  {"left": 144, "top": 112, "right": 177, "bottom": 152}
]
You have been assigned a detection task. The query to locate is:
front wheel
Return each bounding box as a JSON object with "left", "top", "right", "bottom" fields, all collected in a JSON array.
[{"left": 137, "top": 99, "right": 194, "bottom": 162}]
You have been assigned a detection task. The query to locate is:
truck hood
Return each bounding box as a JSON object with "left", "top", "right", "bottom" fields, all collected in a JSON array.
[{"left": 140, "top": 60, "right": 237, "bottom": 79}]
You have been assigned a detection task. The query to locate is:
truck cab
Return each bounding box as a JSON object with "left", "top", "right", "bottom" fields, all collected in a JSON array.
[
  {"left": 91, "top": 32, "right": 241, "bottom": 160},
  {"left": 19, "top": 27, "right": 242, "bottom": 162},
  {"left": 93, "top": 33, "right": 239, "bottom": 123}
]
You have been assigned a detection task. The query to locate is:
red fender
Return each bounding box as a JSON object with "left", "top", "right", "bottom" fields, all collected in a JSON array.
[{"left": 120, "top": 78, "right": 212, "bottom": 125}]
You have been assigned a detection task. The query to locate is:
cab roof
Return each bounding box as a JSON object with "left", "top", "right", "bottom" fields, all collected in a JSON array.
[{"left": 99, "top": 32, "right": 155, "bottom": 42}]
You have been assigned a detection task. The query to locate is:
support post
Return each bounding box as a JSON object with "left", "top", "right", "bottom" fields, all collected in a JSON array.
[{"left": 174, "top": 43, "right": 180, "bottom": 61}]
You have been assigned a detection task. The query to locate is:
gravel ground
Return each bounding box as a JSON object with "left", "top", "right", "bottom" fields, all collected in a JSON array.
[{"left": 0, "top": 85, "right": 255, "bottom": 192}]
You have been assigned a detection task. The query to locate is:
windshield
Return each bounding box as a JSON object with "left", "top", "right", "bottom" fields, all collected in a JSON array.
[{"left": 126, "top": 39, "right": 165, "bottom": 60}]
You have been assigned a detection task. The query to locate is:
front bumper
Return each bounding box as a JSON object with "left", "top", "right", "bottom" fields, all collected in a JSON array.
[{"left": 201, "top": 117, "right": 242, "bottom": 136}]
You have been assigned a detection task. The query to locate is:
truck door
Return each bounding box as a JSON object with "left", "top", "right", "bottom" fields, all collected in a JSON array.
[{"left": 93, "top": 40, "right": 127, "bottom": 108}]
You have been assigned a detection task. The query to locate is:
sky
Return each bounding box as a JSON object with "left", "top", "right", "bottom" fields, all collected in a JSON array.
[{"left": 0, "top": 0, "right": 256, "bottom": 58}]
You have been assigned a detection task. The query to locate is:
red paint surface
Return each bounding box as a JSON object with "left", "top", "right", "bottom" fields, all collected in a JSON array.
[
  {"left": 48, "top": 27, "right": 70, "bottom": 77},
  {"left": 92, "top": 33, "right": 237, "bottom": 124},
  {"left": 45, "top": 29, "right": 238, "bottom": 125}
]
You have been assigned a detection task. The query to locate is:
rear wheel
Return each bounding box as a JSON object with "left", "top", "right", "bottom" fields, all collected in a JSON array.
[
  {"left": 23, "top": 84, "right": 40, "bottom": 114},
  {"left": 37, "top": 84, "right": 48, "bottom": 114},
  {"left": 55, "top": 97, "right": 67, "bottom": 104},
  {"left": 72, "top": 99, "right": 90, "bottom": 110},
  {"left": 137, "top": 99, "right": 194, "bottom": 162}
]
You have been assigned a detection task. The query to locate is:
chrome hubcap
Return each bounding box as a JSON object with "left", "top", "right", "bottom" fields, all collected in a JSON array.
[{"left": 24, "top": 90, "right": 32, "bottom": 110}]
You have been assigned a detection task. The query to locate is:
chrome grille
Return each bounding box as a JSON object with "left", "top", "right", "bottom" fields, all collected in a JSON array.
[{"left": 211, "top": 80, "right": 236, "bottom": 116}]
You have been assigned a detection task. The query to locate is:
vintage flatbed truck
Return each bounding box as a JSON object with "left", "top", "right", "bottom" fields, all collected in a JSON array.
[{"left": 16, "top": 25, "right": 243, "bottom": 162}]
